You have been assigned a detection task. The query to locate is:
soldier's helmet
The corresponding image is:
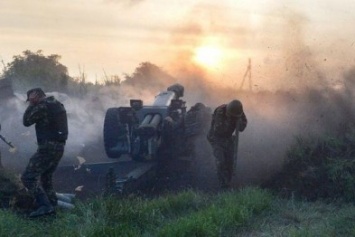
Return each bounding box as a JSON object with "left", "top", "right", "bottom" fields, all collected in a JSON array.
[
  {"left": 26, "top": 88, "right": 46, "bottom": 101},
  {"left": 226, "top": 100, "right": 243, "bottom": 117},
  {"left": 192, "top": 103, "right": 206, "bottom": 110}
]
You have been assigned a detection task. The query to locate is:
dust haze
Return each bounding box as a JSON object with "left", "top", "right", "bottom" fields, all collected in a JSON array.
[
  {"left": 2, "top": 65, "right": 354, "bottom": 190},
  {"left": 160, "top": 6, "right": 355, "bottom": 188},
  {"left": 1, "top": 6, "right": 354, "bottom": 190}
]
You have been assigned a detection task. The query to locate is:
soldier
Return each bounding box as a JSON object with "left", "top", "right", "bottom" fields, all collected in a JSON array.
[
  {"left": 0, "top": 123, "right": 2, "bottom": 169},
  {"left": 22, "top": 88, "right": 68, "bottom": 218},
  {"left": 207, "top": 100, "right": 247, "bottom": 189}
]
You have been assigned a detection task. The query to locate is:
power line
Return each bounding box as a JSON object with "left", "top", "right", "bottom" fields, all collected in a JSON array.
[{"left": 239, "top": 58, "right": 252, "bottom": 91}]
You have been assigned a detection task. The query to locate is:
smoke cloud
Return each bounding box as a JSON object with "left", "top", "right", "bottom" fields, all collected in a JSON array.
[
  {"left": 1, "top": 63, "right": 354, "bottom": 190},
  {"left": 151, "top": 6, "right": 355, "bottom": 189},
  {"left": 1, "top": 4, "right": 354, "bottom": 192}
]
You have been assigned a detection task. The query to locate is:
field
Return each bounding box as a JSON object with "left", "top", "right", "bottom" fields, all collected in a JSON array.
[{"left": 0, "top": 187, "right": 354, "bottom": 237}]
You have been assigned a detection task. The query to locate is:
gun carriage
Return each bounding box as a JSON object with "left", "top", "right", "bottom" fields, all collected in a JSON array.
[{"left": 55, "top": 84, "right": 208, "bottom": 195}]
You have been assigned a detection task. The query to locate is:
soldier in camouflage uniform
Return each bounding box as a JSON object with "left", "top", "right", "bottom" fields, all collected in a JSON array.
[
  {"left": 207, "top": 100, "right": 247, "bottom": 189},
  {"left": 22, "top": 88, "right": 68, "bottom": 218},
  {"left": 0, "top": 123, "right": 2, "bottom": 169}
]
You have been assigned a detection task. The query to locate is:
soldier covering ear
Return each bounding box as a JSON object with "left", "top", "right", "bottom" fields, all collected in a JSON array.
[
  {"left": 22, "top": 88, "right": 68, "bottom": 218},
  {"left": 207, "top": 99, "right": 247, "bottom": 189},
  {"left": 26, "top": 88, "right": 46, "bottom": 106}
]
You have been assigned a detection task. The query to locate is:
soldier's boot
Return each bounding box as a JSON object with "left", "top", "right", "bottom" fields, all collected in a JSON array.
[
  {"left": 220, "top": 180, "right": 231, "bottom": 190},
  {"left": 219, "top": 174, "right": 231, "bottom": 190},
  {"left": 47, "top": 192, "right": 58, "bottom": 207},
  {"left": 221, "top": 168, "right": 234, "bottom": 190},
  {"left": 29, "top": 193, "right": 55, "bottom": 218}
]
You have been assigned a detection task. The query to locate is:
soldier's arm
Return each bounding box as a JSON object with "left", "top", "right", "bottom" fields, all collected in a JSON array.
[
  {"left": 23, "top": 104, "right": 46, "bottom": 127},
  {"left": 238, "top": 112, "right": 247, "bottom": 132}
]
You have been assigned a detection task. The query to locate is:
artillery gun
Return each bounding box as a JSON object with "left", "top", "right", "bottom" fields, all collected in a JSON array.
[
  {"left": 55, "top": 84, "right": 210, "bottom": 196},
  {"left": 103, "top": 83, "right": 188, "bottom": 162}
]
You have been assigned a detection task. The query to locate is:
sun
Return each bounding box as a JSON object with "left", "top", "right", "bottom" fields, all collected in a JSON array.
[{"left": 193, "top": 45, "right": 223, "bottom": 69}]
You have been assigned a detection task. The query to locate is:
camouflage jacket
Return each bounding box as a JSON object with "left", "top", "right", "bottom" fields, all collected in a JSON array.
[
  {"left": 207, "top": 104, "right": 247, "bottom": 143},
  {"left": 23, "top": 96, "right": 68, "bottom": 144}
]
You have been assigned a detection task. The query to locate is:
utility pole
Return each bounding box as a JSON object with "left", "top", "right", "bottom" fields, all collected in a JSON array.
[{"left": 239, "top": 58, "right": 252, "bottom": 91}]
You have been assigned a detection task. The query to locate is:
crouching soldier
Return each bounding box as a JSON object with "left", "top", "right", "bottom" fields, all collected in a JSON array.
[
  {"left": 0, "top": 123, "right": 2, "bottom": 169},
  {"left": 207, "top": 100, "right": 247, "bottom": 189}
]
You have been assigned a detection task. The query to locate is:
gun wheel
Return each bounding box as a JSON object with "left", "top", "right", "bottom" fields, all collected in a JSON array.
[{"left": 103, "top": 108, "right": 123, "bottom": 158}]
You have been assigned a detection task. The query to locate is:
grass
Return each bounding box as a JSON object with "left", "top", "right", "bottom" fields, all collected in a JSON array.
[
  {"left": 265, "top": 126, "right": 355, "bottom": 202},
  {"left": 239, "top": 197, "right": 355, "bottom": 237},
  {"left": 0, "top": 187, "right": 354, "bottom": 236},
  {"left": 4, "top": 123, "right": 355, "bottom": 236},
  {"left": 0, "top": 187, "right": 272, "bottom": 237}
]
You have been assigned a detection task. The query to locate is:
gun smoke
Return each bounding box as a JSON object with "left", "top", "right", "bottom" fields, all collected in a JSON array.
[
  {"left": 1, "top": 5, "right": 354, "bottom": 191},
  {"left": 1, "top": 62, "right": 354, "bottom": 191}
]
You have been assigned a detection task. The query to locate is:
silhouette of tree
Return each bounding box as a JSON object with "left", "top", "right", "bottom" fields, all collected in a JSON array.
[
  {"left": 123, "top": 62, "right": 176, "bottom": 90},
  {"left": 2, "top": 50, "right": 71, "bottom": 93}
]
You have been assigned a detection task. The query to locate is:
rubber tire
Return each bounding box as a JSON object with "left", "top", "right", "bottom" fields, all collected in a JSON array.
[{"left": 103, "top": 108, "right": 123, "bottom": 158}]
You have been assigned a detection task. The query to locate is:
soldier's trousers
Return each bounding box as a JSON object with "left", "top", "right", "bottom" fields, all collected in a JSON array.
[
  {"left": 21, "top": 141, "right": 65, "bottom": 206},
  {"left": 210, "top": 140, "right": 234, "bottom": 188}
]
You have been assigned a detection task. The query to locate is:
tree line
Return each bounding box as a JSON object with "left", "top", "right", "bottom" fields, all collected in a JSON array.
[{"left": 0, "top": 50, "right": 175, "bottom": 97}]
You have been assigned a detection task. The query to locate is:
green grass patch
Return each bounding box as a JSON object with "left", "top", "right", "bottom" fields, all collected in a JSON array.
[
  {"left": 157, "top": 187, "right": 272, "bottom": 237},
  {"left": 0, "top": 187, "right": 272, "bottom": 237},
  {"left": 1, "top": 187, "right": 354, "bottom": 236},
  {"left": 240, "top": 197, "right": 355, "bottom": 237}
]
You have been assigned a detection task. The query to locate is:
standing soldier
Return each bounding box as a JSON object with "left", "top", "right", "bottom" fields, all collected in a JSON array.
[
  {"left": 22, "top": 88, "right": 68, "bottom": 218},
  {"left": 0, "top": 123, "right": 2, "bottom": 169},
  {"left": 207, "top": 100, "right": 247, "bottom": 189}
]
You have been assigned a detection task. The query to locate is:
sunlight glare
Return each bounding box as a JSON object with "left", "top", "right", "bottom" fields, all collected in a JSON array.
[{"left": 193, "top": 45, "right": 223, "bottom": 69}]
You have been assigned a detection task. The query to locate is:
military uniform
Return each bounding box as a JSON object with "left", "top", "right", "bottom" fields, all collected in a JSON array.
[
  {"left": 207, "top": 103, "right": 247, "bottom": 189},
  {"left": 22, "top": 92, "right": 68, "bottom": 216},
  {"left": 0, "top": 145, "right": 2, "bottom": 169},
  {"left": 0, "top": 123, "right": 2, "bottom": 169}
]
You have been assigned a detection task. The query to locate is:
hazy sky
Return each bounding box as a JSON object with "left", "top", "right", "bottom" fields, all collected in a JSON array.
[{"left": 1, "top": 0, "right": 354, "bottom": 89}]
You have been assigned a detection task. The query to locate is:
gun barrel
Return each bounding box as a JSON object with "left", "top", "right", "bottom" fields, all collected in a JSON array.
[
  {"left": 152, "top": 84, "right": 184, "bottom": 106},
  {"left": 150, "top": 114, "right": 161, "bottom": 127},
  {"left": 137, "top": 114, "right": 162, "bottom": 137},
  {"left": 140, "top": 114, "right": 153, "bottom": 126}
]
